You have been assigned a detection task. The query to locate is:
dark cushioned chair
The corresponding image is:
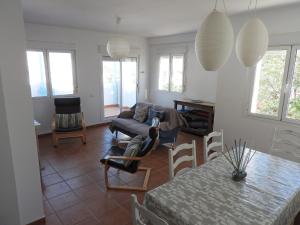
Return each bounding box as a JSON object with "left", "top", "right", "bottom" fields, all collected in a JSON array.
[
  {"left": 52, "top": 97, "right": 86, "bottom": 147},
  {"left": 100, "top": 124, "right": 159, "bottom": 191}
]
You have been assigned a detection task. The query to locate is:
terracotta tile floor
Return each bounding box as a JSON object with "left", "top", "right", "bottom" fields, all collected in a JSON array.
[
  {"left": 38, "top": 125, "right": 300, "bottom": 225},
  {"left": 38, "top": 125, "right": 204, "bottom": 225}
]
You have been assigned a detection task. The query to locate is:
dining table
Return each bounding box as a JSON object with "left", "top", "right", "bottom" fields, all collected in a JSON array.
[{"left": 144, "top": 151, "right": 300, "bottom": 225}]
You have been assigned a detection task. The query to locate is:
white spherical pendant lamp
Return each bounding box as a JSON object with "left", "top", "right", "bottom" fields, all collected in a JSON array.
[
  {"left": 195, "top": 10, "right": 234, "bottom": 71},
  {"left": 236, "top": 18, "right": 269, "bottom": 67},
  {"left": 107, "top": 37, "right": 130, "bottom": 59}
]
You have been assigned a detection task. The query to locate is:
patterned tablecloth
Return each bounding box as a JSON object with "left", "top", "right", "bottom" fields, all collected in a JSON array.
[{"left": 144, "top": 151, "right": 300, "bottom": 225}]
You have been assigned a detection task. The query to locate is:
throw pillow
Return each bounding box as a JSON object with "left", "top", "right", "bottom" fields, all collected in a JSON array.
[
  {"left": 123, "top": 135, "right": 143, "bottom": 167},
  {"left": 145, "top": 108, "right": 165, "bottom": 125},
  {"left": 133, "top": 104, "right": 148, "bottom": 122},
  {"left": 56, "top": 113, "right": 82, "bottom": 129}
]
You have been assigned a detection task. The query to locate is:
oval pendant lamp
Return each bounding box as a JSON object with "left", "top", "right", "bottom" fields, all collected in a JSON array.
[
  {"left": 236, "top": 18, "right": 268, "bottom": 67},
  {"left": 236, "top": 0, "right": 269, "bottom": 67},
  {"left": 195, "top": 1, "right": 234, "bottom": 71},
  {"left": 107, "top": 37, "right": 130, "bottom": 59},
  {"left": 107, "top": 17, "right": 130, "bottom": 59}
]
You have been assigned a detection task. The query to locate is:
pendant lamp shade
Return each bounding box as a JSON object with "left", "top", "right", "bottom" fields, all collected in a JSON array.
[
  {"left": 236, "top": 18, "right": 269, "bottom": 67},
  {"left": 107, "top": 37, "right": 130, "bottom": 59},
  {"left": 195, "top": 10, "right": 234, "bottom": 71}
]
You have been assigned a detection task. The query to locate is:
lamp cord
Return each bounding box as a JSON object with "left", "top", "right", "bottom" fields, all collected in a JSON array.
[
  {"left": 214, "top": 0, "right": 218, "bottom": 10},
  {"left": 222, "top": 0, "right": 228, "bottom": 14},
  {"left": 248, "top": 0, "right": 258, "bottom": 14},
  {"left": 213, "top": 0, "right": 228, "bottom": 14}
]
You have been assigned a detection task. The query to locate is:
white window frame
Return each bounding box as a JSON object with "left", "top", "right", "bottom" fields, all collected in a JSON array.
[
  {"left": 158, "top": 53, "right": 186, "bottom": 93},
  {"left": 26, "top": 48, "right": 78, "bottom": 98},
  {"left": 101, "top": 56, "right": 139, "bottom": 113},
  {"left": 248, "top": 45, "right": 300, "bottom": 125},
  {"left": 282, "top": 45, "right": 300, "bottom": 125}
]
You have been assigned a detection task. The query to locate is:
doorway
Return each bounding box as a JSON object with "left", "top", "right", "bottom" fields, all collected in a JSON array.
[{"left": 102, "top": 57, "right": 138, "bottom": 118}]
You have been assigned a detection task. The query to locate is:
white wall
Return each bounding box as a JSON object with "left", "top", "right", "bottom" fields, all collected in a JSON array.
[
  {"left": 214, "top": 3, "right": 300, "bottom": 152},
  {"left": 25, "top": 23, "right": 149, "bottom": 134},
  {"left": 148, "top": 32, "right": 218, "bottom": 108},
  {"left": 0, "top": 0, "right": 44, "bottom": 224}
]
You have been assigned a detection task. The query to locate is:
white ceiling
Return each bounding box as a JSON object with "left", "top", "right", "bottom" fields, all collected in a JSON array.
[{"left": 21, "top": 0, "right": 300, "bottom": 37}]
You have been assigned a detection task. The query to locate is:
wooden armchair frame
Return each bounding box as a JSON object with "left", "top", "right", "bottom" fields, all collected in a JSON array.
[
  {"left": 52, "top": 112, "right": 87, "bottom": 147},
  {"left": 103, "top": 137, "right": 158, "bottom": 192}
]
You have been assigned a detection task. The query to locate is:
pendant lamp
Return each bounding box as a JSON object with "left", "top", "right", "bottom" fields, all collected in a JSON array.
[
  {"left": 195, "top": 0, "right": 234, "bottom": 71},
  {"left": 107, "top": 17, "right": 130, "bottom": 59},
  {"left": 236, "top": 0, "right": 269, "bottom": 67}
]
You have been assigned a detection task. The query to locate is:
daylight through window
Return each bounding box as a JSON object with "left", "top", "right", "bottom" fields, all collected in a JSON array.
[
  {"left": 26, "top": 50, "right": 76, "bottom": 97},
  {"left": 250, "top": 46, "right": 300, "bottom": 124},
  {"left": 158, "top": 54, "right": 184, "bottom": 93}
]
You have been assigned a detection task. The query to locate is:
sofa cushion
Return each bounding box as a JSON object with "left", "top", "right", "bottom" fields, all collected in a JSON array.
[
  {"left": 123, "top": 135, "right": 143, "bottom": 167},
  {"left": 145, "top": 108, "right": 165, "bottom": 125},
  {"left": 133, "top": 104, "right": 148, "bottom": 122},
  {"left": 111, "top": 118, "right": 150, "bottom": 137}
]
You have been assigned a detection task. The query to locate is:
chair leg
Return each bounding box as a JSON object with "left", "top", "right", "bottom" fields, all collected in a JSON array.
[
  {"left": 52, "top": 133, "right": 58, "bottom": 147},
  {"left": 105, "top": 167, "right": 151, "bottom": 192},
  {"left": 81, "top": 134, "right": 87, "bottom": 145},
  {"left": 104, "top": 165, "right": 110, "bottom": 190}
]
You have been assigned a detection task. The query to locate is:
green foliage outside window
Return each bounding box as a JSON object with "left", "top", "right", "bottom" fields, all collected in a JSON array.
[
  {"left": 287, "top": 52, "right": 300, "bottom": 120},
  {"left": 252, "top": 48, "right": 300, "bottom": 122},
  {"left": 254, "top": 51, "right": 286, "bottom": 116}
]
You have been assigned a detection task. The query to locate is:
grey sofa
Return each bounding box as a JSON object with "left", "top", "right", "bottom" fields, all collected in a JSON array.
[{"left": 110, "top": 102, "right": 183, "bottom": 144}]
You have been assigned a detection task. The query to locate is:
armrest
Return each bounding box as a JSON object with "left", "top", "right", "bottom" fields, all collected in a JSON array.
[
  {"left": 118, "top": 110, "right": 134, "bottom": 119},
  {"left": 152, "top": 117, "right": 160, "bottom": 128},
  {"left": 81, "top": 112, "right": 86, "bottom": 129}
]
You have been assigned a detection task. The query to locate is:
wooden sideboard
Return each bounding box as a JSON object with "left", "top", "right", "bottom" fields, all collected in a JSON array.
[{"left": 174, "top": 99, "right": 215, "bottom": 136}]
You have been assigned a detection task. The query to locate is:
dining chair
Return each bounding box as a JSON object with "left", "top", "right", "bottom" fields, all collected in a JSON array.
[
  {"left": 131, "top": 194, "right": 169, "bottom": 225},
  {"left": 270, "top": 128, "right": 300, "bottom": 163},
  {"left": 203, "top": 130, "right": 223, "bottom": 162},
  {"left": 168, "top": 140, "right": 197, "bottom": 179}
]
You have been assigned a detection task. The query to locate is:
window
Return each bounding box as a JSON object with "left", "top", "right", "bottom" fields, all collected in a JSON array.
[
  {"left": 249, "top": 45, "right": 300, "bottom": 124},
  {"left": 286, "top": 49, "right": 300, "bottom": 121},
  {"left": 26, "top": 51, "right": 48, "bottom": 97},
  {"left": 158, "top": 54, "right": 184, "bottom": 92},
  {"left": 26, "top": 50, "right": 76, "bottom": 97},
  {"left": 49, "top": 52, "right": 74, "bottom": 95}
]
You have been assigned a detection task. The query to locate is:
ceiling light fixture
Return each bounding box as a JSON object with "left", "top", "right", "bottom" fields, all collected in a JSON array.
[
  {"left": 107, "top": 16, "right": 130, "bottom": 59},
  {"left": 236, "top": 0, "right": 269, "bottom": 67},
  {"left": 195, "top": 0, "right": 234, "bottom": 71}
]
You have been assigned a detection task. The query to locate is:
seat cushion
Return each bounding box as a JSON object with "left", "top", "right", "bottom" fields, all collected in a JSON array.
[
  {"left": 55, "top": 113, "right": 82, "bottom": 129},
  {"left": 111, "top": 118, "right": 150, "bottom": 137},
  {"left": 123, "top": 135, "right": 143, "bottom": 167},
  {"left": 100, "top": 146, "right": 139, "bottom": 173},
  {"left": 54, "top": 97, "right": 81, "bottom": 114}
]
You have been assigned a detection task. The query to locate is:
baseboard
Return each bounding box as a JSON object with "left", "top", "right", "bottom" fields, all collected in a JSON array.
[
  {"left": 88, "top": 122, "right": 110, "bottom": 128},
  {"left": 37, "top": 122, "right": 110, "bottom": 137},
  {"left": 26, "top": 217, "right": 45, "bottom": 225}
]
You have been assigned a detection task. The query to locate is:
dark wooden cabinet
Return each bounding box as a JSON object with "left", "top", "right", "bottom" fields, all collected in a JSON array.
[{"left": 174, "top": 99, "right": 215, "bottom": 136}]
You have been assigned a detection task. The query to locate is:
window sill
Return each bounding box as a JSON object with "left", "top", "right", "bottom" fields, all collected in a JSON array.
[
  {"left": 158, "top": 89, "right": 183, "bottom": 94},
  {"left": 247, "top": 112, "right": 300, "bottom": 127}
]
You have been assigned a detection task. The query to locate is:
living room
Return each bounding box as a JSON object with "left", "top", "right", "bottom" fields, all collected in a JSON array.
[{"left": 2, "top": 0, "right": 300, "bottom": 225}]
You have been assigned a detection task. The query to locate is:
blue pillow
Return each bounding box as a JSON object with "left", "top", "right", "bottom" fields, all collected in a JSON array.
[{"left": 145, "top": 108, "right": 165, "bottom": 125}]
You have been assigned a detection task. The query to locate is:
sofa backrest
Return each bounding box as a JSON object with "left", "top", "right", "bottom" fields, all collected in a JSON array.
[{"left": 135, "top": 102, "right": 173, "bottom": 122}]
